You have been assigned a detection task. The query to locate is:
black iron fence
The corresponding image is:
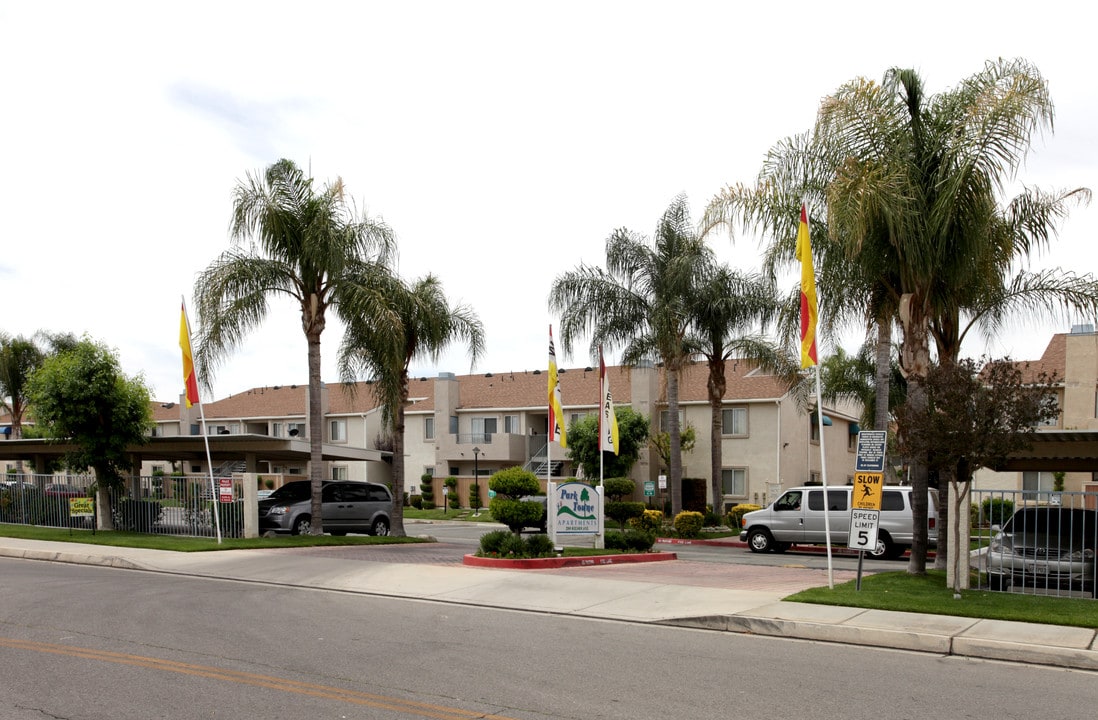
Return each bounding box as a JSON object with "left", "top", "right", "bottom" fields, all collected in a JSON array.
[
  {"left": 0, "top": 474, "right": 249, "bottom": 538},
  {"left": 970, "top": 489, "right": 1098, "bottom": 599}
]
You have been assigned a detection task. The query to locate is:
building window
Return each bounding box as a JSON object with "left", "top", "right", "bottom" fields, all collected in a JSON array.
[
  {"left": 190, "top": 464, "right": 202, "bottom": 474},
  {"left": 1022, "top": 471, "right": 1055, "bottom": 493},
  {"left": 504, "top": 415, "right": 519, "bottom": 434},
  {"left": 471, "top": 417, "right": 497, "bottom": 443},
  {"left": 848, "top": 432, "right": 857, "bottom": 451},
  {"left": 1038, "top": 394, "right": 1060, "bottom": 427},
  {"left": 810, "top": 418, "right": 820, "bottom": 442},
  {"left": 721, "top": 407, "right": 747, "bottom": 436},
  {"left": 288, "top": 422, "right": 305, "bottom": 438},
  {"left": 272, "top": 422, "right": 283, "bottom": 437},
  {"left": 721, "top": 468, "right": 746, "bottom": 496},
  {"left": 330, "top": 419, "right": 347, "bottom": 442},
  {"left": 660, "top": 410, "right": 685, "bottom": 432},
  {"left": 423, "top": 466, "right": 435, "bottom": 478},
  {"left": 449, "top": 415, "right": 459, "bottom": 434},
  {"left": 449, "top": 466, "right": 459, "bottom": 476},
  {"left": 332, "top": 466, "right": 348, "bottom": 480},
  {"left": 569, "top": 413, "right": 584, "bottom": 428},
  {"left": 424, "top": 417, "right": 434, "bottom": 440}
]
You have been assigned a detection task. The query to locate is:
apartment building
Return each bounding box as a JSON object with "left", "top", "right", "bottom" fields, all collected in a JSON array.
[
  {"left": 136, "top": 359, "right": 862, "bottom": 510},
  {"left": 974, "top": 327, "right": 1098, "bottom": 494}
]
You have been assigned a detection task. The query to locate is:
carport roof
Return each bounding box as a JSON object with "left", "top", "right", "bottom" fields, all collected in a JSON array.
[
  {"left": 0, "top": 434, "right": 387, "bottom": 465},
  {"left": 990, "top": 430, "right": 1098, "bottom": 472}
]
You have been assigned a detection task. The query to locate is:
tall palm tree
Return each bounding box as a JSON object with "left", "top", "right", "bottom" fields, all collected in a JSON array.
[
  {"left": 337, "top": 273, "right": 485, "bottom": 537},
  {"left": 549, "top": 195, "right": 712, "bottom": 516},
  {"left": 193, "top": 159, "right": 395, "bottom": 534},
  {"left": 706, "top": 58, "right": 1095, "bottom": 574},
  {"left": 817, "top": 59, "right": 1094, "bottom": 572},
  {"left": 687, "top": 265, "right": 788, "bottom": 513}
]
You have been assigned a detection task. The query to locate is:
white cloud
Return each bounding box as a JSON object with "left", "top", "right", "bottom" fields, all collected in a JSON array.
[{"left": 2, "top": 1, "right": 1094, "bottom": 401}]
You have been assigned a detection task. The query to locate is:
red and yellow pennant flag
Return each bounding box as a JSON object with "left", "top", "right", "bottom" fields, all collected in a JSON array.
[
  {"left": 179, "top": 302, "right": 201, "bottom": 408},
  {"left": 548, "top": 325, "right": 567, "bottom": 448},
  {"left": 795, "top": 203, "right": 818, "bottom": 368},
  {"left": 598, "top": 346, "right": 619, "bottom": 455}
]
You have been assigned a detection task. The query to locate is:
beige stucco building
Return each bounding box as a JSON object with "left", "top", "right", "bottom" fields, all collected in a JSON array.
[{"left": 120, "top": 359, "right": 862, "bottom": 510}]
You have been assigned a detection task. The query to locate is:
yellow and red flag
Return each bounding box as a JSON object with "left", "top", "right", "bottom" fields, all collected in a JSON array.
[
  {"left": 795, "top": 203, "right": 818, "bottom": 368},
  {"left": 598, "top": 346, "right": 619, "bottom": 455},
  {"left": 548, "top": 325, "right": 567, "bottom": 448},
  {"left": 179, "top": 302, "right": 201, "bottom": 407}
]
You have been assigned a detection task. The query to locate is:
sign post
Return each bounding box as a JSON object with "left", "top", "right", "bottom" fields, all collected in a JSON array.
[{"left": 851, "top": 430, "right": 887, "bottom": 590}]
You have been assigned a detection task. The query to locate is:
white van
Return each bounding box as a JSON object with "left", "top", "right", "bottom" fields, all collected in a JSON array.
[{"left": 739, "top": 485, "right": 939, "bottom": 559}]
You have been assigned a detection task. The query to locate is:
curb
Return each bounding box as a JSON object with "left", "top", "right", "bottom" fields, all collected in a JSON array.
[
  {"left": 654, "top": 537, "right": 937, "bottom": 559},
  {"left": 462, "top": 551, "right": 677, "bottom": 569}
]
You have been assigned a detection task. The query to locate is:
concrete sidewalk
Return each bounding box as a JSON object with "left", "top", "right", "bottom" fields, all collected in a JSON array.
[{"left": 2, "top": 536, "right": 1097, "bottom": 671}]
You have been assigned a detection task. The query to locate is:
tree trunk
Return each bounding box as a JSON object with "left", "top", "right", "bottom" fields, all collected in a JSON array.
[
  {"left": 708, "top": 361, "right": 726, "bottom": 517},
  {"left": 668, "top": 367, "right": 683, "bottom": 516},
  {"left": 873, "top": 320, "right": 891, "bottom": 432},
  {"left": 947, "top": 478, "right": 971, "bottom": 593},
  {"left": 389, "top": 381, "right": 408, "bottom": 537},
  {"left": 307, "top": 329, "right": 325, "bottom": 535},
  {"left": 899, "top": 293, "right": 932, "bottom": 575}
]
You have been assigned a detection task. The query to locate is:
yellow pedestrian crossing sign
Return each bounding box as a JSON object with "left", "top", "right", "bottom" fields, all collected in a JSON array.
[{"left": 853, "top": 472, "right": 883, "bottom": 511}]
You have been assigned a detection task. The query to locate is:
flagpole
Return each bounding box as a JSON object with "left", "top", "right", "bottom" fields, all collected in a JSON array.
[{"left": 182, "top": 298, "right": 222, "bottom": 544}]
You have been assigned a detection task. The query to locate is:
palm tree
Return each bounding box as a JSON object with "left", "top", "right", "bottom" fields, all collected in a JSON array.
[
  {"left": 705, "top": 59, "right": 1095, "bottom": 574},
  {"left": 549, "top": 194, "right": 712, "bottom": 516},
  {"left": 193, "top": 159, "right": 395, "bottom": 535},
  {"left": 337, "top": 273, "right": 485, "bottom": 537},
  {"left": 0, "top": 334, "right": 45, "bottom": 441},
  {"left": 818, "top": 60, "right": 1095, "bottom": 572},
  {"left": 687, "top": 265, "right": 788, "bottom": 513}
]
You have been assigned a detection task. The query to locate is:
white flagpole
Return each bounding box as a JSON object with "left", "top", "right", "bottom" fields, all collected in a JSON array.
[{"left": 182, "top": 298, "right": 222, "bottom": 544}]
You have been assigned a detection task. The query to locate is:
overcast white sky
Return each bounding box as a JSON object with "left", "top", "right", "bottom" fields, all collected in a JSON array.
[{"left": 2, "top": 1, "right": 1095, "bottom": 402}]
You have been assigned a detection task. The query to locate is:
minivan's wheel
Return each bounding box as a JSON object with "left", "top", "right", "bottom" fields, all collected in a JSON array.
[
  {"left": 292, "top": 516, "right": 311, "bottom": 536},
  {"left": 371, "top": 517, "right": 390, "bottom": 536},
  {"left": 746, "top": 528, "right": 774, "bottom": 553}
]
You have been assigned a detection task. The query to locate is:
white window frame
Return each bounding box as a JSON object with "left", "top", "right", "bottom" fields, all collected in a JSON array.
[
  {"left": 332, "top": 466, "right": 348, "bottom": 480},
  {"left": 721, "top": 407, "right": 748, "bottom": 436},
  {"left": 504, "top": 415, "right": 520, "bottom": 434},
  {"left": 424, "top": 416, "right": 435, "bottom": 441},
  {"left": 330, "top": 419, "right": 347, "bottom": 443},
  {"left": 721, "top": 467, "right": 747, "bottom": 497}
]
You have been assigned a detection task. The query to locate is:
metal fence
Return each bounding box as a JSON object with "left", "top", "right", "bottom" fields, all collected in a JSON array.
[
  {"left": 0, "top": 474, "right": 248, "bottom": 538},
  {"left": 970, "top": 488, "right": 1098, "bottom": 599}
]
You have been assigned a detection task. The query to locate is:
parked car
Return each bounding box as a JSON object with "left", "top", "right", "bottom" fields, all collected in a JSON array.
[
  {"left": 258, "top": 480, "right": 392, "bottom": 536},
  {"left": 983, "top": 506, "right": 1098, "bottom": 596},
  {"left": 739, "top": 485, "right": 939, "bottom": 559}
]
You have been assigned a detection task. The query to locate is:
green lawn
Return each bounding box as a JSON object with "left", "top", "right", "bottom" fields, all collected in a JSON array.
[{"left": 787, "top": 570, "right": 1098, "bottom": 629}]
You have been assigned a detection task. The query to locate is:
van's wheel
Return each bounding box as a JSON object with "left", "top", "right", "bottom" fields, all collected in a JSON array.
[
  {"left": 773, "top": 541, "right": 791, "bottom": 554},
  {"left": 371, "top": 517, "right": 390, "bottom": 536},
  {"left": 868, "top": 532, "right": 901, "bottom": 559},
  {"left": 292, "top": 516, "right": 311, "bottom": 536},
  {"left": 747, "top": 528, "right": 774, "bottom": 553}
]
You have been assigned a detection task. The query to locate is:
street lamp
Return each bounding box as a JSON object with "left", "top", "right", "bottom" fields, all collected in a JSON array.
[{"left": 472, "top": 446, "right": 481, "bottom": 516}]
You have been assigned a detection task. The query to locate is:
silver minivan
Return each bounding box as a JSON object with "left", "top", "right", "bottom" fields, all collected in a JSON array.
[
  {"left": 739, "top": 485, "right": 939, "bottom": 559},
  {"left": 258, "top": 480, "right": 392, "bottom": 536}
]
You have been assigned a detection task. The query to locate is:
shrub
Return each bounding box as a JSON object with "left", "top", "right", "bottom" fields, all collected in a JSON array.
[
  {"left": 468, "top": 480, "right": 484, "bottom": 512},
  {"left": 488, "top": 467, "right": 542, "bottom": 533},
  {"left": 726, "top": 503, "right": 761, "bottom": 529},
  {"left": 409, "top": 494, "right": 423, "bottom": 509},
  {"left": 981, "top": 497, "right": 1015, "bottom": 527},
  {"left": 703, "top": 509, "right": 723, "bottom": 527},
  {"left": 524, "top": 533, "right": 556, "bottom": 557},
  {"left": 606, "top": 529, "right": 656, "bottom": 552},
  {"left": 444, "top": 477, "right": 459, "bottom": 509},
  {"left": 673, "top": 510, "right": 705, "bottom": 538},
  {"left": 629, "top": 508, "right": 664, "bottom": 534},
  {"left": 478, "top": 529, "right": 512, "bottom": 555},
  {"left": 603, "top": 477, "right": 635, "bottom": 501},
  {"left": 606, "top": 500, "right": 645, "bottom": 529},
  {"left": 419, "top": 474, "right": 435, "bottom": 510}
]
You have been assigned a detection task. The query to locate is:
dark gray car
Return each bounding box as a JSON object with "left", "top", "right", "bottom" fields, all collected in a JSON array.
[{"left": 258, "top": 480, "right": 392, "bottom": 536}]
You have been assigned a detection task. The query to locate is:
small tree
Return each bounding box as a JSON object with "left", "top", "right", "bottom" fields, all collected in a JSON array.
[
  {"left": 566, "top": 407, "right": 650, "bottom": 480},
  {"left": 488, "top": 466, "right": 542, "bottom": 534},
  {"left": 26, "top": 338, "right": 153, "bottom": 530},
  {"left": 604, "top": 477, "right": 645, "bottom": 529},
  {"left": 444, "top": 476, "right": 459, "bottom": 510},
  {"left": 418, "top": 474, "right": 436, "bottom": 510},
  {"left": 895, "top": 357, "right": 1059, "bottom": 592},
  {"left": 650, "top": 423, "right": 696, "bottom": 475}
]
